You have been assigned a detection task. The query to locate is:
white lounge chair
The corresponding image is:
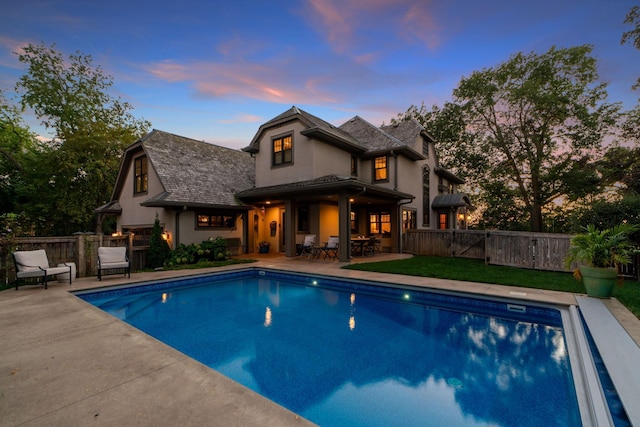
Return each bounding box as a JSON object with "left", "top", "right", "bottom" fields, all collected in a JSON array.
[
  {"left": 12, "top": 249, "right": 72, "bottom": 290},
  {"left": 98, "top": 247, "right": 130, "bottom": 281}
]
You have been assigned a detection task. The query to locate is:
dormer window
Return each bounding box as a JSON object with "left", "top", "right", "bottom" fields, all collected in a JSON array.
[
  {"left": 272, "top": 134, "right": 293, "bottom": 166},
  {"left": 373, "top": 155, "right": 388, "bottom": 182},
  {"left": 134, "top": 155, "right": 148, "bottom": 194}
]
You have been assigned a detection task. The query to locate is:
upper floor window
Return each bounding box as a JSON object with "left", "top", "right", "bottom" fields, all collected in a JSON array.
[
  {"left": 134, "top": 156, "right": 148, "bottom": 194},
  {"left": 422, "top": 139, "right": 429, "bottom": 157},
  {"left": 273, "top": 135, "right": 293, "bottom": 166},
  {"left": 373, "top": 156, "right": 388, "bottom": 181},
  {"left": 351, "top": 155, "right": 358, "bottom": 177}
]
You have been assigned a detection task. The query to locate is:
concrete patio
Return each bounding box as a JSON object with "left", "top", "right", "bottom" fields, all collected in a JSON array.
[{"left": 1, "top": 253, "right": 639, "bottom": 426}]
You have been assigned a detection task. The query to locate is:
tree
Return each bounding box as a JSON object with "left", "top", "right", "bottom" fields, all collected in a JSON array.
[
  {"left": 622, "top": 5, "right": 640, "bottom": 90},
  {"left": 12, "top": 43, "right": 150, "bottom": 235},
  {"left": 0, "top": 90, "right": 40, "bottom": 227},
  {"left": 447, "top": 45, "right": 616, "bottom": 232}
]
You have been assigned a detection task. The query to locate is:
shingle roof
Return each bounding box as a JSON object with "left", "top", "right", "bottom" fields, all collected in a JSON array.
[
  {"left": 339, "top": 116, "right": 425, "bottom": 160},
  {"left": 139, "top": 130, "right": 255, "bottom": 208},
  {"left": 380, "top": 119, "right": 433, "bottom": 144}
]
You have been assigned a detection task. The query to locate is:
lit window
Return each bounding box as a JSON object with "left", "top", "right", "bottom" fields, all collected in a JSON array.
[
  {"left": 403, "top": 209, "right": 416, "bottom": 233},
  {"left": 197, "top": 213, "right": 236, "bottom": 228},
  {"left": 438, "top": 212, "right": 448, "bottom": 230},
  {"left": 134, "top": 156, "right": 148, "bottom": 194},
  {"left": 369, "top": 211, "right": 391, "bottom": 236},
  {"left": 373, "top": 156, "right": 388, "bottom": 181},
  {"left": 350, "top": 211, "right": 358, "bottom": 233},
  {"left": 273, "top": 135, "right": 293, "bottom": 165}
]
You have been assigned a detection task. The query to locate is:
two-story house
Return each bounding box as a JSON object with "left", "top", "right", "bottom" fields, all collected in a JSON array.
[
  {"left": 96, "top": 106, "right": 469, "bottom": 262},
  {"left": 237, "top": 106, "right": 469, "bottom": 261}
]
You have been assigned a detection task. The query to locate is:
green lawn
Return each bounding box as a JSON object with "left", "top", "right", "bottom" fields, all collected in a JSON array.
[{"left": 343, "top": 256, "right": 640, "bottom": 319}]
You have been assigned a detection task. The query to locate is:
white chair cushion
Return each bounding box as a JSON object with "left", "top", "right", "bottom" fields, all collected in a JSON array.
[
  {"left": 98, "top": 247, "right": 127, "bottom": 264},
  {"left": 303, "top": 235, "right": 316, "bottom": 246},
  {"left": 14, "top": 249, "right": 50, "bottom": 271},
  {"left": 326, "top": 236, "right": 339, "bottom": 248}
]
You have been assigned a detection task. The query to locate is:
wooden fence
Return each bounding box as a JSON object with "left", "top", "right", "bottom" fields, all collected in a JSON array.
[
  {"left": 0, "top": 234, "right": 144, "bottom": 286},
  {"left": 404, "top": 228, "right": 639, "bottom": 279}
]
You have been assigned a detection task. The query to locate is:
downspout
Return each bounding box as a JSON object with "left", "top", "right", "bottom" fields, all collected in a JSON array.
[{"left": 397, "top": 197, "right": 414, "bottom": 254}]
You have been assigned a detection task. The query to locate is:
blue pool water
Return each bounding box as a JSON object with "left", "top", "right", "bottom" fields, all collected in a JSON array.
[{"left": 78, "top": 269, "right": 581, "bottom": 426}]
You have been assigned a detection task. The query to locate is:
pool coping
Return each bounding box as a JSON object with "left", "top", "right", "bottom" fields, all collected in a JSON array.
[{"left": 1, "top": 254, "right": 639, "bottom": 426}]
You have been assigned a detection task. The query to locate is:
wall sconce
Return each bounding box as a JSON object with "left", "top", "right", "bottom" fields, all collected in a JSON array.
[
  {"left": 161, "top": 231, "right": 170, "bottom": 241},
  {"left": 458, "top": 213, "right": 465, "bottom": 221},
  {"left": 261, "top": 206, "right": 266, "bottom": 214}
]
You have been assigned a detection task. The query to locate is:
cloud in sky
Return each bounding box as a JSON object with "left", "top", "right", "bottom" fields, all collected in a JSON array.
[{"left": 1, "top": 0, "right": 639, "bottom": 149}]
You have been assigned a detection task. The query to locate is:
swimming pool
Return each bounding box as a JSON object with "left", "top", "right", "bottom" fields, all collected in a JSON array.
[{"left": 77, "top": 268, "right": 598, "bottom": 426}]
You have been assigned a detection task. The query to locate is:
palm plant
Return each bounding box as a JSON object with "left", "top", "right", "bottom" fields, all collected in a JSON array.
[{"left": 565, "top": 223, "right": 638, "bottom": 269}]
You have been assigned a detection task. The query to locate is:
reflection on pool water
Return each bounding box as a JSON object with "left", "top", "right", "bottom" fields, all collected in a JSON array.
[{"left": 78, "top": 269, "right": 581, "bottom": 427}]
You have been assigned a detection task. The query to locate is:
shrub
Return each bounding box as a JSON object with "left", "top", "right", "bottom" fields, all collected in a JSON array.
[{"left": 165, "top": 237, "right": 229, "bottom": 267}]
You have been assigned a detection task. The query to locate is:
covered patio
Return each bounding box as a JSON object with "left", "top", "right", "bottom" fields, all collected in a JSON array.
[{"left": 236, "top": 174, "right": 414, "bottom": 262}]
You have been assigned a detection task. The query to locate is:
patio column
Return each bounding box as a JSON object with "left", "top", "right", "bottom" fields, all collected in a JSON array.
[
  {"left": 338, "top": 193, "right": 351, "bottom": 262},
  {"left": 284, "top": 198, "right": 297, "bottom": 257}
]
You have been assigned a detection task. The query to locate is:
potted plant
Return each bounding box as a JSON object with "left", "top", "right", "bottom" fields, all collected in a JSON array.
[
  {"left": 565, "top": 223, "right": 638, "bottom": 298},
  {"left": 258, "top": 241, "right": 270, "bottom": 254}
]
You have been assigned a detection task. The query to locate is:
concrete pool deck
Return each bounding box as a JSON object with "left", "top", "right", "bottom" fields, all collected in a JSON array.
[{"left": 1, "top": 253, "right": 639, "bottom": 426}]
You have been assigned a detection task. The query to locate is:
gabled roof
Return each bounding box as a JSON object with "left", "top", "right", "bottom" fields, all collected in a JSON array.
[
  {"left": 107, "top": 130, "right": 255, "bottom": 210},
  {"left": 339, "top": 116, "right": 425, "bottom": 160},
  {"left": 381, "top": 119, "right": 465, "bottom": 184},
  {"left": 243, "top": 106, "right": 363, "bottom": 154}
]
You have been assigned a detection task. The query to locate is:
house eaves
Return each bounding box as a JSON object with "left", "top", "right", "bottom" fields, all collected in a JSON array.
[
  {"left": 435, "top": 166, "right": 465, "bottom": 185},
  {"left": 94, "top": 200, "right": 122, "bottom": 214},
  {"left": 236, "top": 174, "right": 413, "bottom": 202}
]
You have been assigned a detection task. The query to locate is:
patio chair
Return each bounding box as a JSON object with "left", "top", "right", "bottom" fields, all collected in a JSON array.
[
  {"left": 319, "top": 236, "right": 339, "bottom": 260},
  {"left": 363, "top": 237, "right": 377, "bottom": 256},
  {"left": 98, "top": 246, "right": 130, "bottom": 281},
  {"left": 12, "top": 249, "right": 72, "bottom": 290},
  {"left": 297, "top": 235, "right": 316, "bottom": 257},
  {"left": 372, "top": 234, "right": 382, "bottom": 254}
]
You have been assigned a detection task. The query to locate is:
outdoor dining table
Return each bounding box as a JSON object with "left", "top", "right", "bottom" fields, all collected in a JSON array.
[{"left": 351, "top": 237, "right": 373, "bottom": 256}]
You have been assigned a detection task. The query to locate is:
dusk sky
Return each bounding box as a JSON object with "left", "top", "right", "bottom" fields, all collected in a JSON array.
[{"left": 1, "top": 0, "right": 639, "bottom": 149}]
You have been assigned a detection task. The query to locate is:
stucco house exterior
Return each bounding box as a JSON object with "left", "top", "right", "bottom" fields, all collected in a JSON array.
[{"left": 96, "top": 106, "right": 469, "bottom": 262}]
